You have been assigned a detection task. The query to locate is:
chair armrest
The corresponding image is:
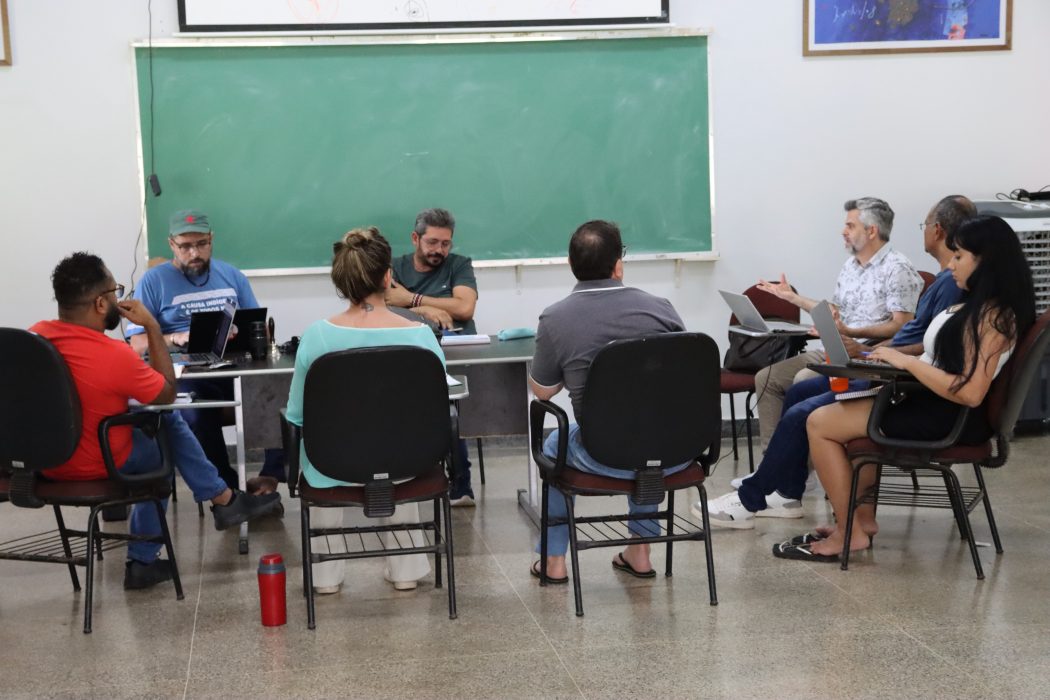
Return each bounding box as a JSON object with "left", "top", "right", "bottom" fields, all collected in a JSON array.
[
  {"left": 278, "top": 407, "right": 301, "bottom": 496},
  {"left": 866, "top": 381, "right": 970, "bottom": 452},
  {"left": 529, "top": 399, "right": 569, "bottom": 475},
  {"left": 98, "top": 411, "right": 174, "bottom": 485}
]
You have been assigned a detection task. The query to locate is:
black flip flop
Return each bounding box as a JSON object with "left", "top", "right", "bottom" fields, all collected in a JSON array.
[
  {"left": 788, "top": 532, "right": 829, "bottom": 546},
  {"left": 530, "top": 561, "right": 568, "bottom": 585},
  {"left": 611, "top": 553, "right": 657, "bottom": 579},
  {"left": 772, "top": 540, "right": 839, "bottom": 563}
]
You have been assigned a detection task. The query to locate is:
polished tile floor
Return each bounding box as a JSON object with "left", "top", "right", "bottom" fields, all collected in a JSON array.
[{"left": 3, "top": 434, "right": 1050, "bottom": 699}]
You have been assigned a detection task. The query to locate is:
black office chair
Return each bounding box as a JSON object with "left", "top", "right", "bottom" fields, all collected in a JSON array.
[
  {"left": 530, "top": 332, "right": 722, "bottom": 617},
  {"left": 290, "top": 346, "right": 459, "bottom": 629},
  {"left": 841, "top": 308, "right": 1050, "bottom": 578},
  {"left": 0, "top": 328, "right": 184, "bottom": 633}
]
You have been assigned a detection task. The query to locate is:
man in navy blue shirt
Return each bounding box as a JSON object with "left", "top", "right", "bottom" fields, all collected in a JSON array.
[{"left": 701, "top": 195, "right": 976, "bottom": 529}]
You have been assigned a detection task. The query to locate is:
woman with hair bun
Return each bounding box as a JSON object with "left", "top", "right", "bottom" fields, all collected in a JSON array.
[{"left": 285, "top": 226, "right": 444, "bottom": 594}]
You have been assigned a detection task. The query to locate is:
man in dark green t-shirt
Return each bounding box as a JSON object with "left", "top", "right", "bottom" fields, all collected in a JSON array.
[
  {"left": 387, "top": 208, "right": 479, "bottom": 335},
  {"left": 387, "top": 207, "right": 480, "bottom": 505}
]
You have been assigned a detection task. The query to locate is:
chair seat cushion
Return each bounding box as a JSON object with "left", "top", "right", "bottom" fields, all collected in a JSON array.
[
  {"left": 0, "top": 475, "right": 170, "bottom": 505},
  {"left": 549, "top": 462, "right": 705, "bottom": 496},
  {"left": 298, "top": 467, "right": 449, "bottom": 505},
  {"left": 846, "top": 437, "right": 993, "bottom": 465},
  {"left": 720, "top": 369, "right": 756, "bottom": 393}
]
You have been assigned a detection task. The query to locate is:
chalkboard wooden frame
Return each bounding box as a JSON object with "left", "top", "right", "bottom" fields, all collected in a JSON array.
[
  {"left": 177, "top": 0, "right": 670, "bottom": 34},
  {"left": 133, "top": 29, "right": 715, "bottom": 275}
]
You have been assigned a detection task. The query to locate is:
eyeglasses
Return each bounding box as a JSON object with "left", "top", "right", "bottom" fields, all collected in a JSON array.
[
  {"left": 172, "top": 238, "right": 212, "bottom": 253},
  {"left": 919, "top": 222, "right": 936, "bottom": 232},
  {"left": 621, "top": 245, "right": 628, "bottom": 258},
  {"left": 101, "top": 284, "right": 126, "bottom": 299}
]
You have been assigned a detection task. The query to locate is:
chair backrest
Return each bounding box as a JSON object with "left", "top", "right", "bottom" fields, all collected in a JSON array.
[
  {"left": 987, "top": 308, "right": 1050, "bottom": 434},
  {"left": 579, "top": 332, "right": 722, "bottom": 470},
  {"left": 917, "top": 270, "right": 936, "bottom": 297},
  {"left": 0, "top": 328, "right": 81, "bottom": 472},
  {"left": 728, "top": 283, "right": 801, "bottom": 326},
  {"left": 302, "top": 345, "right": 453, "bottom": 483}
]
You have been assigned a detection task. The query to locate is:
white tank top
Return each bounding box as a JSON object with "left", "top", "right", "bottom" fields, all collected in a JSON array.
[{"left": 920, "top": 307, "right": 1013, "bottom": 378}]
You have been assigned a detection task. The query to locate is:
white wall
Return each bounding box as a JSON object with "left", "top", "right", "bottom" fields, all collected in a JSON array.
[{"left": 3, "top": 0, "right": 1049, "bottom": 355}]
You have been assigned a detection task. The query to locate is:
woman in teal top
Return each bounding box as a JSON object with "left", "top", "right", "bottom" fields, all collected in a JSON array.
[{"left": 286, "top": 226, "right": 445, "bottom": 594}]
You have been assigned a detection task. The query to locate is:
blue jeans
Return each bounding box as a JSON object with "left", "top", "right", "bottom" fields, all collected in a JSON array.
[
  {"left": 451, "top": 439, "right": 473, "bottom": 498},
  {"left": 122, "top": 412, "right": 229, "bottom": 563},
  {"left": 737, "top": 376, "right": 868, "bottom": 512},
  {"left": 536, "top": 424, "right": 688, "bottom": 557}
]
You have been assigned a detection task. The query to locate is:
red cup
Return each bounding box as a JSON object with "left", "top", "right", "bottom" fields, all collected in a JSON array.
[
  {"left": 258, "top": 553, "right": 287, "bottom": 627},
  {"left": 829, "top": 375, "right": 850, "bottom": 392}
]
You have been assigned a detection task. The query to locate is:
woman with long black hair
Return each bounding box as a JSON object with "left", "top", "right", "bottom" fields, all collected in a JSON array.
[{"left": 776, "top": 215, "right": 1036, "bottom": 562}]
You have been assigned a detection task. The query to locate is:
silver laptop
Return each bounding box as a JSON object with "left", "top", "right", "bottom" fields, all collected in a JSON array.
[
  {"left": 171, "top": 301, "right": 237, "bottom": 366},
  {"left": 810, "top": 300, "right": 910, "bottom": 377},
  {"left": 719, "top": 290, "right": 812, "bottom": 336}
]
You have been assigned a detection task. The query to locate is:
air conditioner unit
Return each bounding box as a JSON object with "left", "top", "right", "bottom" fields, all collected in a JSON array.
[{"left": 976, "top": 200, "right": 1050, "bottom": 431}]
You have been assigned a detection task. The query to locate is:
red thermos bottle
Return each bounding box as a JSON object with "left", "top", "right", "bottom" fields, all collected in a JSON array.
[{"left": 258, "top": 553, "right": 287, "bottom": 626}]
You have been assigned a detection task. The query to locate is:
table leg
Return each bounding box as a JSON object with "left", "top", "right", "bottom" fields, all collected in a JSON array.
[
  {"left": 234, "top": 376, "right": 249, "bottom": 554},
  {"left": 517, "top": 360, "right": 541, "bottom": 527}
]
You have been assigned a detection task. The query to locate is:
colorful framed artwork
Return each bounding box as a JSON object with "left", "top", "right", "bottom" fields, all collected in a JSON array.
[
  {"left": 1, "top": 0, "right": 10, "bottom": 67},
  {"left": 804, "top": 0, "right": 1012, "bottom": 56}
]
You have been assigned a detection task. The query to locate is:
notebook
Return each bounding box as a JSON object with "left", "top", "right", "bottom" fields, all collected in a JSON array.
[
  {"left": 171, "top": 301, "right": 236, "bottom": 366},
  {"left": 719, "top": 290, "right": 812, "bottom": 336},
  {"left": 810, "top": 301, "right": 911, "bottom": 378}
]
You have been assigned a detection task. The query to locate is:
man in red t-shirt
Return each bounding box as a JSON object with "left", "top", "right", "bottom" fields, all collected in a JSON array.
[{"left": 33, "top": 253, "right": 281, "bottom": 590}]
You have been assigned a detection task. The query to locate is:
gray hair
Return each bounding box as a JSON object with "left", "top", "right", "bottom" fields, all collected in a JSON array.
[
  {"left": 413, "top": 208, "right": 456, "bottom": 236},
  {"left": 844, "top": 197, "right": 894, "bottom": 241},
  {"left": 932, "top": 195, "right": 977, "bottom": 237}
]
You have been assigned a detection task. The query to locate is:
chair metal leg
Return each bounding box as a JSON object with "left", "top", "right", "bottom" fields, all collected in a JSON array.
[
  {"left": 944, "top": 468, "right": 984, "bottom": 579},
  {"left": 83, "top": 507, "right": 101, "bottom": 634},
  {"left": 973, "top": 464, "right": 1003, "bottom": 553},
  {"left": 433, "top": 497, "right": 443, "bottom": 589},
  {"left": 565, "top": 493, "right": 584, "bottom": 617},
  {"left": 744, "top": 390, "right": 756, "bottom": 472},
  {"left": 476, "top": 438, "right": 486, "bottom": 486},
  {"left": 696, "top": 485, "right": 717, "bottom": 605},
  {"left": 539, "top": 482, "right": 550, "bottom": 586},
  {"left": 301, "top": 504, "right": 317, "bottom": 629},
  {"left": 728, "top": 398, "right": 739, "bottom": 460},
  {"left": 52, "top": 505, "right": 81, "bottom": 592},
  {"left": 665, "top": 490, "right": 675, "bottom": 577},
  {"left": 155, "top": 499, "right": 184, "bottom": 601},
  {"left": 841, "top": 462, "right": 866, "bottom": 571},
  {"left": 443, "top": 495, "right": 457, "bottom": 620},
  {"left": 940, "top": 469, "right": 969, "bottom": 540}
]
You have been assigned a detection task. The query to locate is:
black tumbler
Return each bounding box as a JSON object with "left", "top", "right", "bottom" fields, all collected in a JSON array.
[{"left": 249, "top": 320, "right": 268, "bottom": 360}]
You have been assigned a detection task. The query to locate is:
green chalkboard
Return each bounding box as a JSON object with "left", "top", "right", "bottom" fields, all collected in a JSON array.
[{"left": 135, "top": 34, "right": 711, "bottom": 269}]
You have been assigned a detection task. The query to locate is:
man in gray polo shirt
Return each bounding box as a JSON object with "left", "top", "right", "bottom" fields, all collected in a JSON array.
[{"left": 529, "top": 220, "right": 686, "bottom": 584}]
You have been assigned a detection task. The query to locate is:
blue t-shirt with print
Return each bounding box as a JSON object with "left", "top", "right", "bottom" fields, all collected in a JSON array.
[
  {"left": 125, "top": 259, "right": 258, "bottom": 336},
  {"left": 890, "top": 268, "right": 962, "bottom": 347}
]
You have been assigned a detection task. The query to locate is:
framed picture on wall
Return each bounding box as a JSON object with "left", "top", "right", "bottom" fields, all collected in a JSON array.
[
  {"left": 1, "top": 0, "right": 11, "bottom": 67},
  {"left": 804, "top": 0, "right": 1012, "bottom": 56}
]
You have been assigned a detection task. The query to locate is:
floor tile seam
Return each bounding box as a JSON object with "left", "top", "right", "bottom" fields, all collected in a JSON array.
[
  {"left": 182, "top": 529, "right": 210, "bottom": 700},
  {"left": 805, "top": 564, "right": 912, "bottom": 627},
  {"left": 463, "top": 502, "right": 586, "bottom": 699},
  {"left": 892, "top": 625, "right": 995, "bottom": 685}
]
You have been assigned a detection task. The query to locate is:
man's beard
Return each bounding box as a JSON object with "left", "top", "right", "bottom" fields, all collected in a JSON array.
[
  {"left": 423, "top": 253, "right": 446, "bottom": 268},
  {"left": 104, "top": 301, "right": 121, "bottom": 331},
  {"left": 183, "top": 258, "right": 211, "bottom": 277}
]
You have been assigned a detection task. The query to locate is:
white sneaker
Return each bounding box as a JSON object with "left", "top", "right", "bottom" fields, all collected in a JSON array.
[
  {"left": 694, "top": 491, "right": 755, "bottom": 529},
  {"left": 449, "top": 493, "right": 475, "bottom": 507},
  {"left": 754, "top": 491, "right": 804, "bottom": 519},
  {"left": 729, "top": 474, "right": 752, "bottom": 490},
  {"left": 313, "top": 583, "right": 341, "bottom": 595},
  {"left": 384, "top": 572, "right": 418, "bottom": 591}
]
